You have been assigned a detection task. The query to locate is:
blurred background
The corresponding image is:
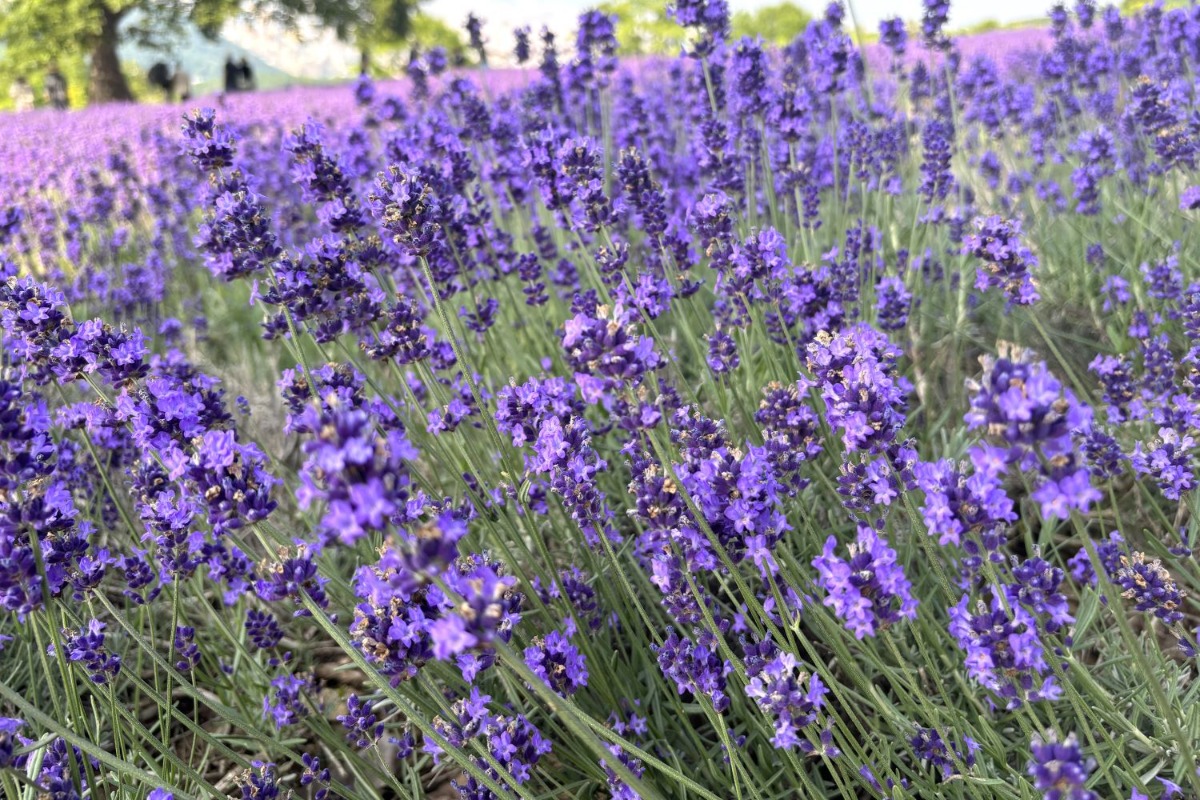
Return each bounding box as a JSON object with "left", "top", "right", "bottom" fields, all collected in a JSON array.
[{"left": 0, "top": 0, "right": 1152, "bottom": 109}]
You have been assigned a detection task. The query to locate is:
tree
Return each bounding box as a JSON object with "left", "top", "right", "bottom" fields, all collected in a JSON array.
[
  {"left": 596, "top": 0, "right": 687, "bottom": 55},
  {"left": 0, "top": 0, "right": 416, "bottom": 104},
  {"left": 730, "top": 3, "right": 812, "bottom": 47},
  {"left": 360, "top": 9, "right": 465, "bottom": 74}
]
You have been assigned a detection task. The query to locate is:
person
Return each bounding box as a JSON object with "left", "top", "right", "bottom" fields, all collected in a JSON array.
[
  {"left": 224, "top": 55, "right": 239, "bottom": 93},
  {"left": 237, "top": 58, "right": 255, "bottom": 91},
  {"left": 170, "top": 66, "right": 191, "bottom": 102},
  {"left": 9, "top": 77, "right": 34, "bottom": 112},
  {"left": 44, "top": 64, "right": 68, "bottom": 110},
  {"left": 148, "top": 62, "right": 172, "bottom": 93}
]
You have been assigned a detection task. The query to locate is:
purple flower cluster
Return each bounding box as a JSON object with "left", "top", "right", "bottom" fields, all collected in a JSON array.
[
  {"left": 964, "top": 216, "right": 1040, "bottom": 306},
  {"left": 7, "top": 2, "right": 1200, "bottom": 796},
  {"left": 524, "top": 626, "right": 588, "bottom": 695},
  {"left": 429, "top": 688, "right": 553, "bottom": 799},
  {"left": 910, "top": 727, "right": 979, "bottom": 779},
  {"left": 263, "top": 673, "right": 314, "bottom": 728},
  {"left": 289, "top": 368, "right": 418, "bottom": 546},
  {"left": 52, "top": 619, "right": 121, "bottom": 685},
  {"left": 915, "top": 457, "right": 1016, "bottom": 554},
  {"left": 654, "top": 628, "right": 731, "bottom": 711},
  {"left": 806, "top": 324, "right": 911, "bottom": 454},
  {"left": 743, "top": 638, "right": 832, "bottom": 752},
  {"left": 1112, "top": 551, "right": 1185, "bottom": 625},
  {"left": 813, "top": 524, "right": 918, "bottom": 638},
  {"left": 949, "top": 587, "right": 1061, "bottom": 708},
  {"left": 1027, "top": 733, "right": 1097, "bottom": 800},
  {"left": 965, "top": 353, "right": 1098, "bottom": 520},
  {"left": 352, "top": 514, "right": 523, "bottom": 683}
]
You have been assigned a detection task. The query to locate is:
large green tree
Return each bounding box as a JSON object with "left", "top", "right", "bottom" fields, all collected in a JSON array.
[
  {"left": 731, "top": 3, "right": 812, "bottom": 47},
  {"left": 0, "top": 0, "right": 416, "bottom": 104},
  {"left": 360, "top": 9, "right": 467, "bottom": 74},
  {"left": 596, "top": 0, "right": 686, "bottom": 55},
  {"left": 595, "top": 0, "right": 812, "bottom": 55}
]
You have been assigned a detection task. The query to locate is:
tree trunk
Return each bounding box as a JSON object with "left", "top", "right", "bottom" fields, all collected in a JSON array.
[{"left": 88, "top": 9, "right": 133, "bottom": 103}]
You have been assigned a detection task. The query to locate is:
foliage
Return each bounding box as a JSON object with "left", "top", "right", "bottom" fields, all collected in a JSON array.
[
  {"left": 596, "top": 0, "right": 687, "bottom": 55},
  {"left": 730, "top": 3, "right": 812, "bottom": 46},
  {"left": 367, "top": 11, "right": 470, "bottom": 73},
  {"left": 596, "top": 1, "right": 811, "bottom": 55}
]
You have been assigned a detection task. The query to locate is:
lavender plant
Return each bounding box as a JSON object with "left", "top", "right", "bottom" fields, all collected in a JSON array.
[{"left": 0, "top": 2, "right": 1198, "bottom": 799}]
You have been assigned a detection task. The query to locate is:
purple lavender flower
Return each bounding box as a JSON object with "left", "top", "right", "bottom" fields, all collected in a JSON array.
[
  {"left": 756, "top": 379, "right": 823, "bottom": 494},
  {"left": 743, "top": 638, "right": 830, "bottom": 752},
  {"left": 806, "top": 325, "right": 911, "bottom": 455},
  {"left": 919, "top": 119, "right": 956, "bottom": 204},
  {"left": 964, "top": 216, "right": 1040, "bottom": 305},
  {"left": 1007, "top": 555, "right": 1074, "bottom": 633},
  {"left": 668, "top": 0, "right": 731, "bottom": 48},
  {"left": 263, "top": 673, "right": 314, "bottom": 728},
  {"left": 300, "top": 753, "right": 331, "bottom": 800},
  {"left": 949, "top": 591, "right": 1060, "bottom": 708},
  {"left": 524, "top": 627, "right": 588, "bottom": 695},
  {"left": 879, "top": 17, "right": 908, "bottom": 57},
  {"left": 465, "top": 13, "right": 486, "bottom": 63},
  {"left": 965, "top": 353, "right": 1098, "bottom": 519},
  {"left": 339, "top": 694, "right": 384, "bottom": 748},
  {"left": 1130, "top": 427, "right": 1196, "bottom": 500},
  {"left": 563, "top": 303, "right": 661, "bottom": 388},
  {"left": 514, "top": 26, "right": 532, "bottom": 63},
  {"left": 1180, "top": 186, "right": 1200, "bottom": 210},
  {"left": 179, "top": 108, "right": 236, "bottom": 171},
  {"left": 874, "top": 276, "right": 912, "bottom": 331},
  {"left": 1112, "top": 551, "right": 1185, "bottom": 625},
  {"left": 706, "top": 329, "right": 740, "bottom": 374},
  {"left": 174, "top": 625, "right": 200, "bottom": 672},
  {"left": 255, "top": 544, "right": 329, "bottom": 611},
  {"left": 1027, "top": 733, "right": 1097, "bottom": 800},
  {"left": 245, "top": 609, "right": 283, "bottom": 650},
  {"left": 813, "top": 524, "right": 918, "bottom": 638},
  {"left": 370, "top": 167, "right": 442, "bottom": 256},
  {"left": 0, "top": 718, "right": 26, "bottom": 770},
  {"left": 910, "top": 727, "right": 979, "bottom": 779},
  {"left": 1089, "top": 354, "right": 1136, "bottom": 422},
  {"left": 915, "top": 457, "right": 1016, "bottom": 551},
  {"left": 654, "top": 629, "right": 731, "bottom": 712},
  {"left": 602, "top": 741, "right": 646, "bottom": 800},
  {"left": 922, "top": 0, "right": 951, "bottom": 50},
  {"left": 52, "top": 619, "right": 120, "bottom": 684},
  {"left": 237, "top": 762, "right": 282, "bottom": 800},
  {"left": 430, "top": 689, "right": 552, "bottom": 796}
]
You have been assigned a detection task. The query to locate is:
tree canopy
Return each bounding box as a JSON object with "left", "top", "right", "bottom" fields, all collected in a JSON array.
[
  {"left": 0, "top": 0, "right": 417, "bottom": 103},
  {"left": 596, "top": 0, "right": 812, "bottom": 55},
  {"left": 361, "top": 10, "right": 469, "bottom": 73},
  {"left": 595, "top": 0, "right": 686, "bottom": 56},
  {"left": 730, "top": 3, "right": 812, "bottom": 47}
]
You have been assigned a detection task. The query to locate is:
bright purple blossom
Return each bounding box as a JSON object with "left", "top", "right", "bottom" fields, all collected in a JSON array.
[{"left": 813, "top": 524, "right": 918, "bottom": 638}]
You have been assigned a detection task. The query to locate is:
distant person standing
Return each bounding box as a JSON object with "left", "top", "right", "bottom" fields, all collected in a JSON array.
[
  {"left": 171, "top": 66, "right": 192, "bottom": 102},
  {"left": 224, "top": 55, "right": 239, "bottom": 93},
  {"left": 44, "top": 64, "right": 68, "bottom": 110},
  {"left": 9, "top": 77, "right": 34, "bottom": 112},
  {"left": 238, "top": 58, "right": 255, "bottom": 91}
]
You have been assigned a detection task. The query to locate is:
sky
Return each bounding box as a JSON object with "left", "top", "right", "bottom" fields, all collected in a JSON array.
[{"left": 422, "top": 0, "right": 1054, "bottom": 39}]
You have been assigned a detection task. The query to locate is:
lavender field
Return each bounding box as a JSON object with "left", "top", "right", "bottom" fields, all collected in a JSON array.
[{"left": 0, "top": 1, "right": 1199, "bottom": 799}]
